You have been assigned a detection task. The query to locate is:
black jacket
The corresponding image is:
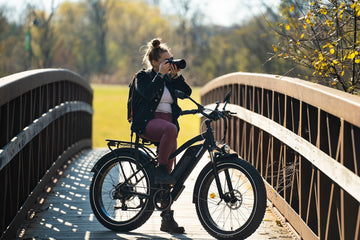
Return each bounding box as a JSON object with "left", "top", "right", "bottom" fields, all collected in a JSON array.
[{"left": 131, "top": 69, "right": 192, "bottom": 134}]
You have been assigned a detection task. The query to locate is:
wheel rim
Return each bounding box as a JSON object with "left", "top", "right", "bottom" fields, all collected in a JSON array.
[
  {"left": 96, "top": 158, "right": 151, "bottom": 224},
  {"left": 201, "top": 165, "right": 257, "bottom": 232}
]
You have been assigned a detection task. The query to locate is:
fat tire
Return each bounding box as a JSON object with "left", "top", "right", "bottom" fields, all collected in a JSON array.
[
  {"left": 89, "top": 151, "right": 155, "bottom": 232},
  {"left": 194, "top": 158, "right": 266, "bottom": 240}
]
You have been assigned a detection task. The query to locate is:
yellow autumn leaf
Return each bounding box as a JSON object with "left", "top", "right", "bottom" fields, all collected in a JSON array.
[
  {"left": 286, "top": 24, "right": 291, "bottom": 30},
  {"left": 273, "top": 46, "right": 278, "bottom": 52},
  {"left": 306, "top": 18, "right": 311, "bottom": 24},
  {"left": 290, "top": 4, "right": 294, "bottom": 12},
  {"left": 300, "top": 33, "right": 304, "bottom": 39},
  {"left": 355, "top": 59, "right": 360, "bottom": 63},
  {"left": 326, "top": 19, "right": 333, "bottom": 27},
  {"left": 347, "top": 86, "right": 355, "bottom": 92},
  {"left": 318, "top": 53, "right": 324, "bottom": 61},
  {"left": 330, "top": 48, "right": 335, "bottom": 54},
  {"left": 303, "top": 24, "right": 307, "bottom": 29},
  {"left": 319, "top": 7, "right": 327, "bottom": 15},
  {"left": 349, "top": 52, "right": 356, "bottom": 59}
]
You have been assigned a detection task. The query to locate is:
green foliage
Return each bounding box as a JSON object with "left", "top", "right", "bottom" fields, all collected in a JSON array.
[
  {"left": 272, "top": 0, "right": 360, "bottom": 93},
  {"left": 29, "top": 10, "right": 56, "bottom": 68},
  {"left": 105, "top": 0, "right": 173, "bottom": 82},
  {"left": 0, "top": 0, "right": 296, "bottom": 86},
  {"left": 0, "top": 9, "right": 26, "bottom": 75}
]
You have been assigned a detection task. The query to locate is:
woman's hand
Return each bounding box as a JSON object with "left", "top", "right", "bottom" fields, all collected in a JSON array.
[
  {"left": 159, "top": 59, "right": 180, "bottom": 77},
  {"left": 159, "top": 60, "right": 170, "bottom": 75},
  {"left": 169, "top": 64, "right": 180, "bottom": 78}
]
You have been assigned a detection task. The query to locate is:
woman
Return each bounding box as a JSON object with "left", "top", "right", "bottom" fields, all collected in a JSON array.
[{"left": 131, "top": 38, "right": 192, "bottom": 234}]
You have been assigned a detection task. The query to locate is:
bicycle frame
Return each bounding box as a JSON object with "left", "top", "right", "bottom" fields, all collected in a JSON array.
[
  {"left": 105, "top": 117, "right": 230, "bottom": 206},
  {"left": 169, "top": 118, "right": 228, "bottom": 203},
  {"left": 104, "top": 90, "right": 235, "bottom": 207}
]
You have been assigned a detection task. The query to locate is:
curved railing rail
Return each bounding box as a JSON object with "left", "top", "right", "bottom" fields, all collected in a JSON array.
[
  {"left": 0, "top": 69, "right": 93, "bottom": 238},
  {"left": 201, "top": 72, "right": 360, "bottom": 240}
]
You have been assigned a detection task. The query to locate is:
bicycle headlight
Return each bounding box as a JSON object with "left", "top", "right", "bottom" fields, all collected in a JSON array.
[{"left": 221, "top": 144, "right": 231, "bottom": 154}]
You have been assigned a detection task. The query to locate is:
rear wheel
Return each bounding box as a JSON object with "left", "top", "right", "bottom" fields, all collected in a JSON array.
[
  {"left": 89, "top": 152, "right": 155, "bottom": 231},
  {"left": 194, "top": 158, "right": 266, "bottom": 240}
]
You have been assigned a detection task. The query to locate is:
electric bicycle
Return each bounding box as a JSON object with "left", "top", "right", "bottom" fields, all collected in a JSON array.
[{"left": 89, "top": 90, "right": 267, "bottom": 240}]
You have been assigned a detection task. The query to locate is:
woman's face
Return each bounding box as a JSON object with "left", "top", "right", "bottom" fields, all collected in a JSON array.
[{"left": 152, "top": 51, "right": 172, "bottom": 72}]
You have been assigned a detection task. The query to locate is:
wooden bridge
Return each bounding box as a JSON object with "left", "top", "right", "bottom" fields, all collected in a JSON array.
[
  {"left": 1, "top": 69, "right": 360, "bottom": 239},
  {"left": 19, "top": 148, "right": 293, "bottom": 239}
]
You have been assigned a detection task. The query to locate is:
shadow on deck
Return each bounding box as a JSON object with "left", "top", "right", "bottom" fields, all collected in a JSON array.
[{"left": 21, "top": 149, "right": 295, "bottom": 240}]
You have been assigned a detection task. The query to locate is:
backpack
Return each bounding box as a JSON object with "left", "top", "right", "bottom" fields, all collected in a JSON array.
[{"left": 127, "top": 74, "right": 139, "bottom": 123}]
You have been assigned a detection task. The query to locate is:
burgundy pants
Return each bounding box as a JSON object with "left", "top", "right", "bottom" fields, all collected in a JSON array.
[{"left": 141, "top": 112, "right": 177, "bottom": 173}]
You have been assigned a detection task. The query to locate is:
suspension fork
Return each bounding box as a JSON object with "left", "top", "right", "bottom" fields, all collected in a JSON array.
[
  {"left": 209, "top": 151, "right": 235, "bottom": 202},
  {"left": 205, "top": 119, "right": 234, "bottom": 201},
  {"left": 209, "top": 151, "right": 227, "bottom": 200}
]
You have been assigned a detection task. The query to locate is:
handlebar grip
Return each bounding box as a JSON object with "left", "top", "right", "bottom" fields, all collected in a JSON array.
[{"left": 180, "top": 109, "right": 199, "bottom": 115}]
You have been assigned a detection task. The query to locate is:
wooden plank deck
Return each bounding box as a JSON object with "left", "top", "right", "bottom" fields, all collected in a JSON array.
[{"left": 22, "top": 149, "right": 295, "bottom": 239}]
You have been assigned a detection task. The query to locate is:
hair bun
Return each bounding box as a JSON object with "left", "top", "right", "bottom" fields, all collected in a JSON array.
[{"left": 151, "top": 38, "right": 161, "bottom": 48}]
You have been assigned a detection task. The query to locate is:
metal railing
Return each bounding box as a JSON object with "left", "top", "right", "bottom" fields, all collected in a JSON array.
[
  {"left": 0, "top": 69, "right": 93, "bottom": 238},
  {"left": 201, "top": 72, "right": 360, "bottom": 240}
]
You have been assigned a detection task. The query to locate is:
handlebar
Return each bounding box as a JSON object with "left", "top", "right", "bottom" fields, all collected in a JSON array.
[
  {"left": 178, "top": 90, "right": 236, "bottom": 143},
  {"left": 180, "top": 109, "right": 201, "bottom": 115},
  {"left": 180, "top": 103, "right": 235, "bottom": 120}
]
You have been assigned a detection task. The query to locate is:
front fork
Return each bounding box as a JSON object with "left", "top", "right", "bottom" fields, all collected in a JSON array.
[{"left": 209, "top": 150, "right": 235, "bottom": 203}]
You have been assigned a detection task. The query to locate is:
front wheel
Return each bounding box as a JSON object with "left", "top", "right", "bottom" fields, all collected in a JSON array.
[{"left": 194, "top": 158, "right": 266, "bottom": 240}]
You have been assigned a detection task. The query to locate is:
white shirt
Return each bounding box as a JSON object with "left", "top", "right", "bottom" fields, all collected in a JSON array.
[{"left": 155, "top": 86, "right": 173, "bottom": 113}]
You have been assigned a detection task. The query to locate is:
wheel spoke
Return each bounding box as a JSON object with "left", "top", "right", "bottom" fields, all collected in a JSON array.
[
  {"left": 197, "top": 162, "right": 261, "bottom": 234},
  {"left": 90, "top": 156, "right": 153, "bottom": 229}
]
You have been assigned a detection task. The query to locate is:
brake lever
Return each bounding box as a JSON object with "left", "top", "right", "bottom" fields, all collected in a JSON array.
[
  {"left": 222, "top": 110, "right": 236, "bottom": 118},
  {"left": 214, "top": 101, "right": 220, "bottom": 110}
]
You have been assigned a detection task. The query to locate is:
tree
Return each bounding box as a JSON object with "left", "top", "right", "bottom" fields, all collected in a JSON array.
[
  {"left": 0, "top": 7, "right": 26, "bottom": 76},
  {"left": 20, "top": 1, "right": 59, "bottom": 70},
  {"left": 54, "top": 1, "right": 97, "bottom": 76},
  {"left": 27, "top": 9, "right": 56, "bottom": 68},
  {"left": 272, "top": 0, "right": 360, "bottom": 94},
  {"left": 87, "top": 0, "right": 111, "bottom": 73},
  {"left": 105, "top": 0, "right": 173, "bottom": 83}
]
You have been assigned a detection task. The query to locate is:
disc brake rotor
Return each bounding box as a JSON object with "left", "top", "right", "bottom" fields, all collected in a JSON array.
[{"left": 225, "top": 190, "right": 243, "bottom": 210}]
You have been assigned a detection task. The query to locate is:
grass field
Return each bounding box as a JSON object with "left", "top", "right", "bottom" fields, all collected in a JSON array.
[{"left": 92, "top": 84, "right": 201, "bottom": 148}]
